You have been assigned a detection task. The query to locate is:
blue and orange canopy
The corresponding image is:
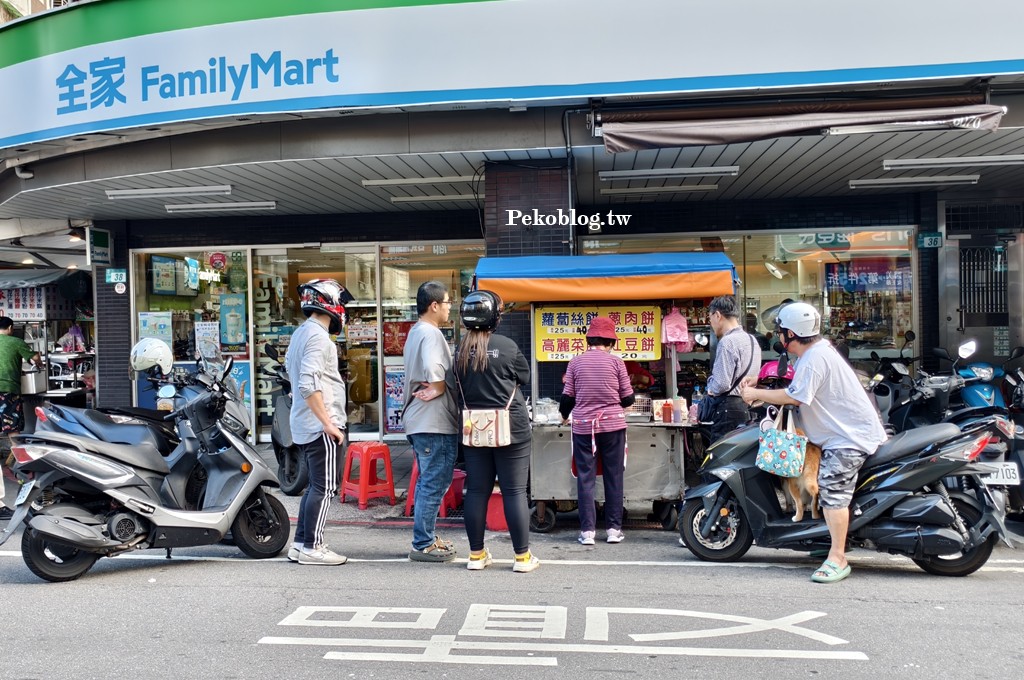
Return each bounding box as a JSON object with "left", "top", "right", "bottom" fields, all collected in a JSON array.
[{"left": 475, "top": 252, "right": 736, "bottom": 304}]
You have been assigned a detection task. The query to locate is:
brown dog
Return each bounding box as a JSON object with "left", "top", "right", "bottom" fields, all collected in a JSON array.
[{"left": 785, "top": 430, "right": 821, "bottom": 522}]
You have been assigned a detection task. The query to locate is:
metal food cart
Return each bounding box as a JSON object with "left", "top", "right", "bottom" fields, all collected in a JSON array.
[{"left": 474, "top": 252, "right": 737, "bottom": 531}]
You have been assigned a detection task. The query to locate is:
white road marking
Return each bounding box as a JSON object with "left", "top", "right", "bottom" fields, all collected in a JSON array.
[{"left": 258, "top": 634, "right": 870, "bottom": 662}]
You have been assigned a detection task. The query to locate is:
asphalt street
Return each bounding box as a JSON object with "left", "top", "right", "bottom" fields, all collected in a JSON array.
[{"left": 1, "top": 497, "right": 1022, "bottom": 680}]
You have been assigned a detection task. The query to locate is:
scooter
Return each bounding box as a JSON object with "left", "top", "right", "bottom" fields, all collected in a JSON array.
[
  {"left": 0, "top": 354, "right": 290, "bottom": 583},
  {"left": 680, "top": 414, "right": 1010, "bottom": 576},
  {"left": 263, "top": 344, "right": 306, "bottom": 496}
]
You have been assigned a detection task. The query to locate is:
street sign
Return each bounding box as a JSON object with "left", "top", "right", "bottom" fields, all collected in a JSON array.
[
  {"left": 916, "top": 232, "right": 943, "bottom": 248},
  {"left": 105, "top": 268, "right": 127, "bottom": 283}
]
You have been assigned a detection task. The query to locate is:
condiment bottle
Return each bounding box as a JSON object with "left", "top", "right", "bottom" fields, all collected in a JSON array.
[{"left": 661, "top": 402, "right": 673, "bottom": 423}]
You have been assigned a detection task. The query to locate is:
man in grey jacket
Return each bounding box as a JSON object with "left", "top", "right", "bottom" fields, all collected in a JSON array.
[{"left": 284, "top": 279, "right": 353, "bottom": 566}]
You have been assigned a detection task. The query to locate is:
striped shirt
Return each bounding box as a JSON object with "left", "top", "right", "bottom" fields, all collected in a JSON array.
[
  {"left": 562, "top": 348, "right": 633, "bottom": 435},
  {"left": 707, "top": 326, "right": 761, "bottom": 397}
]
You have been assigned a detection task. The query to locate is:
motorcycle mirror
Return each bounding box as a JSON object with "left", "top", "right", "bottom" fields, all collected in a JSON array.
[
  {"left": 958, "top": 340, "right": 977, "bottom": 360},
  {"left": 904, "top": 330, "right": 916, "bottom": 343},
  {"left": 933, "top": 347, "right": 952, "bottom": 362},
  {"left": 157, "top": 384, "right": 176, "bottom": 399},
  {"left": 1008, "top": 345, "right": 1024, "bottom": 362},
  {"left": 693, "top": 333, "right": 710, "bottom": 347},
  {"left": 265, "top": 344, "right": 279, "bottom": 361},
  {"left": 870, "top": 350, "right": 880, "bottom": 362},
  {"left": 772, "top": 340, "right": 786, "bottom": 354}
]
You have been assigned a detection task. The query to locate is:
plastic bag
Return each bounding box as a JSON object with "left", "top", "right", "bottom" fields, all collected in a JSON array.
[{"left": 56, "top": 324, "right": 87, "bottom": 352}]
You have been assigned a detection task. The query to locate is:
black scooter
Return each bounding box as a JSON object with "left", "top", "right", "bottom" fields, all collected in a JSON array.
[
  {"left": 263, "top": 344, "right": 306, "bottom": 495},
  {"left": 680, "top": 413, "right": 1010, "bottom": 576}
]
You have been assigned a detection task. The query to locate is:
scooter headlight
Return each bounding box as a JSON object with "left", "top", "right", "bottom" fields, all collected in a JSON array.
[{"left": 973, "top": 366, "right": 994, "bottom": 382}]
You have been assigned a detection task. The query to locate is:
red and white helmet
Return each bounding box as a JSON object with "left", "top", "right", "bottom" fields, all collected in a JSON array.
[{"left": 297, "top": 279, "right": 354, "bottom": 334}]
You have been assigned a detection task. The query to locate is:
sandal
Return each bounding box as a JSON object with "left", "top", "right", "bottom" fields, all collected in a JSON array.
[{"left": 811, "top": 559, "right": 851, "bottom": 583}]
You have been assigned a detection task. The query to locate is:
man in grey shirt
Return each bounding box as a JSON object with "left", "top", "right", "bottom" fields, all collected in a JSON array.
[
  {"left": 403, "top": 281, "right": 459, "bottom": 562},
  {"left": 704, "top": 295, "right": 761, "bottom": 442},
  {"left": 285, "top": 279, "right": 353, "bottom": 566}
]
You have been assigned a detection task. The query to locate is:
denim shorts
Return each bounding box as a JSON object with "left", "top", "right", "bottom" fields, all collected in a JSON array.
[{"left": 818, "top": 447, "right": 870, "bottom": 509}]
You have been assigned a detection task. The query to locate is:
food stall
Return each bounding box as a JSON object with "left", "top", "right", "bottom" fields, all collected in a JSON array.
[{"left": 474, "top": 252, "right": 736, "bottom": 531}]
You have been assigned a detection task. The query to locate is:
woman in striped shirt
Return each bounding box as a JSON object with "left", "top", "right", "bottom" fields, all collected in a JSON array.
[{"left": 559, "top": 316, "right": 635, "bottom": 546}]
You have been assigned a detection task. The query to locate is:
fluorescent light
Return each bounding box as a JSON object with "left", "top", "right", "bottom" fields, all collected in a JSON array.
[
  {"left": 600, "top": 185, "right": 718, "bottom": 196},
  {"left": 390, "top": 194, "right": 476, "bottom": 203},
  {"left": 848, "top": 175, "right": 979, "bottom": 189},
  {"left": 883, "top": 155, "right": 1024, "bottom": 170},
  {"left": 165, "top": 201, "right": 276, "bottom": 213},
  {"left": 363, "top": 176, "right": 474, "bottom": 187},
  {"left": 21, "top": 257, "right": 33, "bottom": 264},
  {"left": 599, "top": 166, "right": 738, "bottom": 181},
  {"left": 107, "top": 185, "right": 232, "bottom": 199}
]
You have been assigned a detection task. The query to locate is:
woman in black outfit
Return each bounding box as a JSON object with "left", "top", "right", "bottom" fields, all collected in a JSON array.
[{"left": 448, "top": 290, "right": 538, "bottom": 573}]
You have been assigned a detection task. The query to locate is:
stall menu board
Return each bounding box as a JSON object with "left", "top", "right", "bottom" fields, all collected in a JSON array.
[{"left": 533, "top": 305, "right": 662, "bottom": 362}]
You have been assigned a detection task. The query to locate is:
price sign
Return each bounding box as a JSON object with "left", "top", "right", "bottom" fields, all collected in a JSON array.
[
  {"left": 105, "top": 268, "right": 127, "bottom": 283},
  {"left": 534, "top": 305, "right": 661, "bottom": 362}
]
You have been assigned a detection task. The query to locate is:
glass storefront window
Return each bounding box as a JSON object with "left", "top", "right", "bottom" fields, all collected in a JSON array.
[{"left": 131, "top": 249, "right": 254, "bottom": 421}]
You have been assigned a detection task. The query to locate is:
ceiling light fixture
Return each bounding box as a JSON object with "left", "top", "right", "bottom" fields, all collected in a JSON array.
[
  {"left": 883, "top": 154, "right": 1024, "bottom": 170},
  {"left": 164, "top": 201, "right": 276, "bottom": 213},
  {"left": 21, "top": 257, "right": 33, "bottom": 265},
  {"left": 107, "top": 185, "right": 232, "bottom": 200},
  {"left": 363, "top": 176, "right": 475, "bottom": 187},
  {"left": 389, "top": 194, "right": 476, "bottom": 203},
  {"left": 67, "top": 263, "right": 78, "bottom": 270},
  {"left": 848, "top": 175, "right": 980, "bottom": 189},
  {"left": 68, "top": 227, "right": 86, "bottom": 242},
  {"left": 599, "top": 166, "right": 739, "bottom": 181},
  {"left": 600, "top": 185, "right": 718, "bottom": 196}
]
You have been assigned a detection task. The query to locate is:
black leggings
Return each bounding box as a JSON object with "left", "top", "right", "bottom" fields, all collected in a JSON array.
[{"left": 462, "top": 439, "right": 531, "bottom": 555}]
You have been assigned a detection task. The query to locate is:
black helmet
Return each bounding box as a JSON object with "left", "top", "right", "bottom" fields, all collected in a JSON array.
[
  {"left": 297, "top": 279, "right": 355, "bottom": 334},
  {"left": 460, "top": 290, "right": 503, "bottom": 331}
]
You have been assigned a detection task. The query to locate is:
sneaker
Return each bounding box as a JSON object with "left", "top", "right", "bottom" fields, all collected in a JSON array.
[
  {"left": 513, "top": 552, "right": 540, "bottom": 573},
  {"left": 409, "top": 537, "right": 457, "bottom": 563},
  {"left": 606, "top": 529, "right": 625, "bottom": 544},
  {"left": 287, "top": 546, "right": 301, "bottom": 562},
  {"left": 578, "top": 531, "right": 596, "bottom": 546},
  {"left": 466, "top": 548, "right": 493, "bottom": 571},
  {"left": 298, "top": 544, "right": 347, "bottom": 565}
]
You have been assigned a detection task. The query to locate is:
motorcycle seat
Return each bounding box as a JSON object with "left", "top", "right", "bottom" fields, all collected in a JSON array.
[
  {"left": 77, "top": 409, "right": 175, "bottom": 456},
  {"left": 866, "top": 423, "right": 962, "bottom": 468}
]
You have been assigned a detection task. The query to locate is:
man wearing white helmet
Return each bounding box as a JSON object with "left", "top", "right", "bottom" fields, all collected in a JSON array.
[{"left": 740, "top": 301, "right": 886, "bottom": 584}]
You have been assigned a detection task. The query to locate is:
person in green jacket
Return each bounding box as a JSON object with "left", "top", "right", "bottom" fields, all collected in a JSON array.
[{"left": 0, "top": 316, "right": 43, "bottom": 518}]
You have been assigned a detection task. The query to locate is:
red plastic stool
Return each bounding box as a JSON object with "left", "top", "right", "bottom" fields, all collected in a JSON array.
[
  {"left": 340, "top": 442, "right": 396, "bottom": 510},
  {"left": 404, "top": 459, "right": 465, "bottom": 518}
]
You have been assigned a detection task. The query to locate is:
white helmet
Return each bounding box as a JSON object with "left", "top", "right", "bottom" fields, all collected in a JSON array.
[
  {"left": 775, "top": 302, "right": 821, "bottom": 338},
  {"left": 130, "top": 338, "right": 173, "bottom": 375}
]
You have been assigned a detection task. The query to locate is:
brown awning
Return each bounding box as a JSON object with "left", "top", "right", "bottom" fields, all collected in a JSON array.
[{"left": 601, "top": 104, "right": 1007, "bottom": 153}]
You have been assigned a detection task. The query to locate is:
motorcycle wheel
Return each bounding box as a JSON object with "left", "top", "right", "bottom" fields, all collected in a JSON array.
[
  {"left": 231, "top": 491, "right": 290, "bottom": 559},
  {"left": 912, "top": 499, "right": 995, "bottom": 577},
  {"left": 277, "top": 445, "right": 308, "bottom": 496},
  {"left": 21, "top": 529, "right": 99, "bottom": 583},
  {"left": 679, "top": 496, "right": 753, "bottom": 562}
]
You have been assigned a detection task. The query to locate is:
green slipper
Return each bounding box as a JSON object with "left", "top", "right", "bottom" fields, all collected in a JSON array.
[{"left": 811, "top": 559, "right": 851, "bottom": 583}]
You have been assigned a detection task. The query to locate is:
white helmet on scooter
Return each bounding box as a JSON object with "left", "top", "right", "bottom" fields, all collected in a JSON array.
[
  {"left": 775, "top": 302, "right": 821, "bottom": 339},
  {"left": 130, "top": 337, "right": 173, "bottom": 375}
]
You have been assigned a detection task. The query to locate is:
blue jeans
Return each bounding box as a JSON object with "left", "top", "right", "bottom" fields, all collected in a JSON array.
[{"left": 408, "top": 433, "right": 459, "bottom": 550}]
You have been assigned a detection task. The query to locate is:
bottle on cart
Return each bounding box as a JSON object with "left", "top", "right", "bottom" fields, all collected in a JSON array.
[{"left": 690, "top": 386, "right": 703, "bottom": 423}]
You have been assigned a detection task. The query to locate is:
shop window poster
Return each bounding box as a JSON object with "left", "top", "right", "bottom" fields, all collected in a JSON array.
[
  {"left": 138, "top": 311, "right": 173, "bottom": 345},
  {"left": 194, "top": 321, "right": 220, "bottom": 358},
  {"left": 220, "top": 293, "right": 248, "bottom": 355},
  {"left": 384, "top": 365, "right": 405, "bottom": 434},
  {"left": 151, "top": 255, "right": 177, "bottom": 295}
]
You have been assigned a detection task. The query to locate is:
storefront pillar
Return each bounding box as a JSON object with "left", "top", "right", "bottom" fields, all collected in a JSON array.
[{"left": 93, "top": 221, "right": 132, "bottom": 408}]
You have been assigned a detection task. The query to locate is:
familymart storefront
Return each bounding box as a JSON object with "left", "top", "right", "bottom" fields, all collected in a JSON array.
[{"left": 129, "top": 240, "right": 484, "bottom": 442}]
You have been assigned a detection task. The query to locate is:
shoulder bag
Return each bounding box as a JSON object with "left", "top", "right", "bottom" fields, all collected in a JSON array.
[
  {"left": 454, "top": 366, "right": 515, "bottom": 447},
  {"left": 755, "top": 406, "right": 808, "bottom": 477}
]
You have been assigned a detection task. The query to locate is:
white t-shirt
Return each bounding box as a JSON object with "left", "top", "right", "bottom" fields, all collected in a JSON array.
[{"left": 785, "top": 339, "right": 887, "bottom": 454}]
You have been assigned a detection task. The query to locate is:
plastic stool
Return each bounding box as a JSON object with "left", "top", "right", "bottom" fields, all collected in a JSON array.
[
  {"left": 404, "top": 459, "right": 465, "bottom": 518},
  {"left": 340, "top": 442, "right": 396, "bottom": 510}
]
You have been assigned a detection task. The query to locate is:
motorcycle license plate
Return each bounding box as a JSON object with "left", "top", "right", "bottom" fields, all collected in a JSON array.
[
  {"left": 15, "top": 479, "right": 35, "bottom": 506},
  {"left": 981, "top": 462, "right": 1021, "bottom": 486}
]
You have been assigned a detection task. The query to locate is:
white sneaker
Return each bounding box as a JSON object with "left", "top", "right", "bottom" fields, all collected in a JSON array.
[
  {"left": 606, "top": 529, "right": 625, "bottom": 544},
  {"left": 578, "top": 531, "right": 596, "bottom": 546},
  {"left": 298, "top": 544, "right": 347, "bottom": 565},
  {"left": 466, "top": 548, "right": 493, "bottom": 571},
  {"left": 287, "top": 546, "right": 301, "bottom": 562},
  {"left": 513, "top": 553, "right": 540, "bottom": 573}
]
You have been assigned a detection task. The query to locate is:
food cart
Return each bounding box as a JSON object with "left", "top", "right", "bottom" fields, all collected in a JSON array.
[{"left": 474, "top": 252, "right": 736, "bottom": 531}]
